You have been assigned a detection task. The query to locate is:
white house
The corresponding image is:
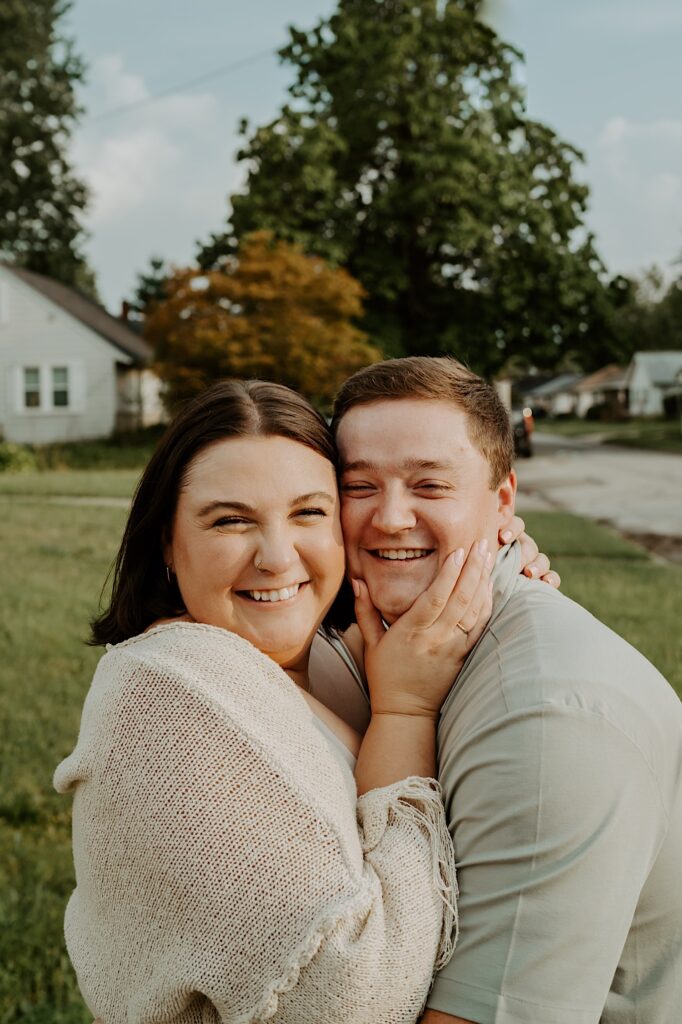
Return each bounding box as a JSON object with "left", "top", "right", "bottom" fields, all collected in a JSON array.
[
  {"left": 626, "top": 351, "right": 682, "bottom": 417},
  {"left": 574, "top": 364, "right": 628, "bottom": 418},
  {"left": 0, "top": 263, "right": 165, "bottom": 444},
  {"left": 523, "top": 373, "right": 583, "bottom": 417}
]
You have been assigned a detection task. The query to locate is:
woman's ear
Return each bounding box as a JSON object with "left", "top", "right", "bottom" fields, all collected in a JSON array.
[
  {"left": 161, "top": 524, "right": 174, "bottom": 570},
  {"left": 496, "top": 470, "right": 517, "bottom": 531}
]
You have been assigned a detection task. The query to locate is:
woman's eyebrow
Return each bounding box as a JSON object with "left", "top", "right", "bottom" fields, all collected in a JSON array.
[
  {"left": 290, "top": 491, "right": 336, "bottom": 506},
  {"left": 197, "top": 500, "right": 253, "bottom": 517},
  {"left": 197, "top": 492, "right": 335, "bottom": 517}
]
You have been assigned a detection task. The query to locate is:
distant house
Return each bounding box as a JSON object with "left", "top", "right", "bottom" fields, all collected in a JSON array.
[
  {"left": 626, "top": 351, "right": 682, "bottom": 416},
  {"left": 0, "top": 263, "right": 165, "bottom": 444},
  {"left": 523, "top": 373, "right": 583, "bottom": 417},
  {"left": 574, "top": 364, "right": 628, "bottom": 418}
]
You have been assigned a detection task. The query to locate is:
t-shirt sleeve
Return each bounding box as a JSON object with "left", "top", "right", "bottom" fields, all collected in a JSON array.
[{"left": 427, "top": 703, "right": 666, "bottom": 1024}]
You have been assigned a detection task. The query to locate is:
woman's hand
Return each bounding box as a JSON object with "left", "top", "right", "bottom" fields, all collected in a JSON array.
[
  {"left": 353, "top": 540, "right": 493, "bottom": 720},
  {"left": 499, "top": 515, "right": 561, "bottom": 589}
]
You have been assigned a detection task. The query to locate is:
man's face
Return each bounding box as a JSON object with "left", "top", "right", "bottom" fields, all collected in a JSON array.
[{"left": 336, "top": 398, "right": 515, "bottom": 623}]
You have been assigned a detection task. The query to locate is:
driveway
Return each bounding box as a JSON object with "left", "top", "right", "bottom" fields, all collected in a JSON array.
[{"left": 515, "top": 433, "right": 682, "bottom": 538}]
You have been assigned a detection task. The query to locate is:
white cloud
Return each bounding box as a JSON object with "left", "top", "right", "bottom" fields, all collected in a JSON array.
[
  {"left": 73, "top": 129, "right": 180, "bottom": 225},
  {"left": 71, "top": 54, "right": 244, "bottom": 309},
  {"left": 587, "top": 115, "right": 682, "bottom": 277},
  {"left": 93, "top": 53, "right": 148, "bottom": 107}
]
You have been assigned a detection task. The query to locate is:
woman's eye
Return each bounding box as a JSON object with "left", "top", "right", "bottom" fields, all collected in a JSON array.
[
  {"left": 213, "top": 516, "right": 249, "bottom": 528},
  {"left": 295, "top": 507, "right": 327, "bottom": 519}
]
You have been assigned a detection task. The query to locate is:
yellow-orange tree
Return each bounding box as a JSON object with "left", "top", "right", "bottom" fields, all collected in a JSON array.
[{"left": 145, "top": 231, "right": 379, "bottom": 409}]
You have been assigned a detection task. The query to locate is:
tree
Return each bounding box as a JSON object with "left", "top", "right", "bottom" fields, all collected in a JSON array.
[
  {"left": 125, "top": 255, "right": 171, "bottom": 319},
  {"left": 200, "top": 0, "right": 610, "bottom": 375},
  {"left": 146, "top": 231, "right": 379, "bottom": 409},
  {"left": 0, "top": 0, "right": 93, "bottom": 290}
]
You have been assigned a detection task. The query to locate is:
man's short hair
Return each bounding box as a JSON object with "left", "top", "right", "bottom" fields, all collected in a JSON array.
[{"left": 332, "top": 356, "right": 514, "bottom": 487}]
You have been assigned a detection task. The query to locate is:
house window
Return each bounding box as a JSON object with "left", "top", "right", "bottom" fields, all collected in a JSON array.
[
  {"left": 52, "top": 366, "right": 69, "bottom": 407},
  {"left": 24, "top": 367, "right": 41, "bottom": 408}
]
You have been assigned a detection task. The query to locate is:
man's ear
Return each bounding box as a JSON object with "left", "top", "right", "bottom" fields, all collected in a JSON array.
[{"left": 495, "top": 469, "right": 517, "bottom": 530}]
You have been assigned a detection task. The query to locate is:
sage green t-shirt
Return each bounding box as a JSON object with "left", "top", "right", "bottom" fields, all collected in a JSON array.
[{"left": 428, "top": 544, "right": 682, "bottom": 1024}]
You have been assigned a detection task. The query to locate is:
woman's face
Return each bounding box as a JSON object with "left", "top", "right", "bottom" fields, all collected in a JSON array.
[{"left": 165, "top": 435, "right": 345, "bottom": 671}]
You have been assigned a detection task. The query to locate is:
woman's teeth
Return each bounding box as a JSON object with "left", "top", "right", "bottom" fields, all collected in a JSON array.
[
  {"left": 376, "top": 549, "right": 431, "bottom": 560},
  {"left": 247, "top": 584, "right": 301, "bottom": 602}
]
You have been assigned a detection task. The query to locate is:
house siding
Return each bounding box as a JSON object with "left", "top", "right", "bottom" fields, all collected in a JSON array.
[
  {"left": 629, "top": 362, "right": 661, "bottom": 416},
  {"left": 0, "top": 267, "right": 132, "bottom": 443}
]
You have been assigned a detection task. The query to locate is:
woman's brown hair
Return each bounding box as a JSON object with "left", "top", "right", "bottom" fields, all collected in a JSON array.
[{"left": 91, "top": 379, "right": 353, "bottom": 646}]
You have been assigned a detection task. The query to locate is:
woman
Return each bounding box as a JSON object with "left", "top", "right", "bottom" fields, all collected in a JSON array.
[{"left": 55, "top": 380, "right": 555, "bottom": 1024}]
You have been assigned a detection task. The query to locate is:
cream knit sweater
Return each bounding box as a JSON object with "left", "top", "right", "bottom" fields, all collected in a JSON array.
[{"left": 55, "top": 622, "right": 457, "bottom": 1024}]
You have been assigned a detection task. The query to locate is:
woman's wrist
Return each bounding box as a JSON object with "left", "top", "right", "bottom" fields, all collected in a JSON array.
[
  {"left": 355, "top": 712, "right": 438, "bottom": 795},
  {"left": 371, "top": 708, "right": 440, "bottom": 722}
]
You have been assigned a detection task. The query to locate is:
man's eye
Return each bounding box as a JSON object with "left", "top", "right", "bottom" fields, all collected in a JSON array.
[
  {"left": 416, "top": 483, "right": 449, "bottom": 493},
  {"left": 341, "top": 482, "right": 375, "bottom": 494}
]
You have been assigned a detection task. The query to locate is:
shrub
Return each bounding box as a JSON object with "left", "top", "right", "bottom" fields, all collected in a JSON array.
[{"left": 0, "top": 443, "right": 38, "bottom": 473}]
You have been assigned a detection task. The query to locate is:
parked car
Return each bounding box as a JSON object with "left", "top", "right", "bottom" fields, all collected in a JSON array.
[{"left": 511, "top": 406, "right": 534, "bottom": 457}]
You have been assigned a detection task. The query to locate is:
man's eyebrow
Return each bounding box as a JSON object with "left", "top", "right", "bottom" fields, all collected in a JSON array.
[
  {"left": 341, "top": 458, "right": 458, "bottom": 474},
  {"left": 197, "top": 491, "right": 335, "bottom": 517}
]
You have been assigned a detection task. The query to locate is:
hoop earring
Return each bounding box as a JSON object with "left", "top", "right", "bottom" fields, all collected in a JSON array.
[{"left": 166, "top": 565, "right": 173, "bottom": 584}]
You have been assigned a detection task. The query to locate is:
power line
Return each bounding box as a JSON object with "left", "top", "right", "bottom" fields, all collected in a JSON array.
[{"left": 89, "top": 47, "right": 276, "bottom": 123}]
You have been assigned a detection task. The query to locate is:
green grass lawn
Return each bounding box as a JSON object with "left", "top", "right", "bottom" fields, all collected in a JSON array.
[
  {"left": 1, "top": 499, "right": 127, "bottom": 1024},
  {"left": 0, "top": 469, "right": 139, "bottom": 499},
  {"left": 1, "top": 495, "right": 680, "bottom": 1023},
  {"left": 537, "top": 417, "right": 682, "bottom": 452}
]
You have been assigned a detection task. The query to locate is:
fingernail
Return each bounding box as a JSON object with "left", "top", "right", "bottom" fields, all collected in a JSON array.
[
  {"left": 478, "top": 538, "right": 488, "bottom": 556},
  {"left": 486, "top": 551, "right": 493, "bottom": 569},
  {"left": 351, "top": 578, "right": 360, "bottom": 598},
  {"left": 528, "top": 566, "right": 538, "bottom": 578},
  {"left": 500, "top": 530, "right": 512, "bottom": 543},
  {"left": 453, "top": 548, "right": 465, "bottom": 565}
]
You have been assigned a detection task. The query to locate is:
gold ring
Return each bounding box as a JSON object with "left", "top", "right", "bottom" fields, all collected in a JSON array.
[{"left": 455, "top": 622, "right": 470, "bottom": 636}]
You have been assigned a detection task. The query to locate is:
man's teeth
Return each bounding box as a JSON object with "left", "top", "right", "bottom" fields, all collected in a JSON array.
[
  {"left": 248, "top": 584, "right": 301, "bottom": 602},
  {"left": 376, "top": 549, "right": 431, "bottom": 560}
]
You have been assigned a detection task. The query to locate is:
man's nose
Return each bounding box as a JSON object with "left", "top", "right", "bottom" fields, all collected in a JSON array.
[{"left": 370, "top": 491, "right": 417, "bottom": 533}]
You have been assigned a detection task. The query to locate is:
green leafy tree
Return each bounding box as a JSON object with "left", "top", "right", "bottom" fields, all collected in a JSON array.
[
  {"left": 126, "top": 255, "right": 171, "bottom": 318},
  {"left": 0, "top": 0, "right": 93, "bottom": 290},
  {"left": 200, "top": 0, "right": 611, "bottom": 375},
  {"left": 146, "top": 232, "right": 379, "bottom": 409},
  {"left": 651, "top": 269, "right": 682, "bottom": 351}
]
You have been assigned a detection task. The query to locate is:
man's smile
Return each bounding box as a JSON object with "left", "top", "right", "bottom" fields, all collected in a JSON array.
[{"left": 368, "top": 548, "right": 435, "bottom": 562}]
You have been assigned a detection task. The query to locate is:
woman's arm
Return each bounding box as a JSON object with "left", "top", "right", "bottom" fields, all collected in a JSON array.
[{"left": 354, "top": 542, "right": 493, "bottom": 795}]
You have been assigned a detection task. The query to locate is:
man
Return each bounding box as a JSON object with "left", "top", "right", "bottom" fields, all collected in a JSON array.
[{"left": 332, "top": 356, "right": 682, "bottom": 1024}]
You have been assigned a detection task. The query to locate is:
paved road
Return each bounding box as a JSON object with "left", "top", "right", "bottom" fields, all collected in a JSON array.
[{"left": 515, "top": 433, "right": 682, "bottom": 538}]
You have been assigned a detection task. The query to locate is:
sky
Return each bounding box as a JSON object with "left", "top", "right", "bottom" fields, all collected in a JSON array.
[{"left": 64, "top": 0, "right": 682, "bottom": 312}]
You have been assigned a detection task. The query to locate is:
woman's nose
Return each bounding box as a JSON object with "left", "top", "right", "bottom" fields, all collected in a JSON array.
[{"left": 253, "top": 529, "right": 298, "bottom": 575}]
